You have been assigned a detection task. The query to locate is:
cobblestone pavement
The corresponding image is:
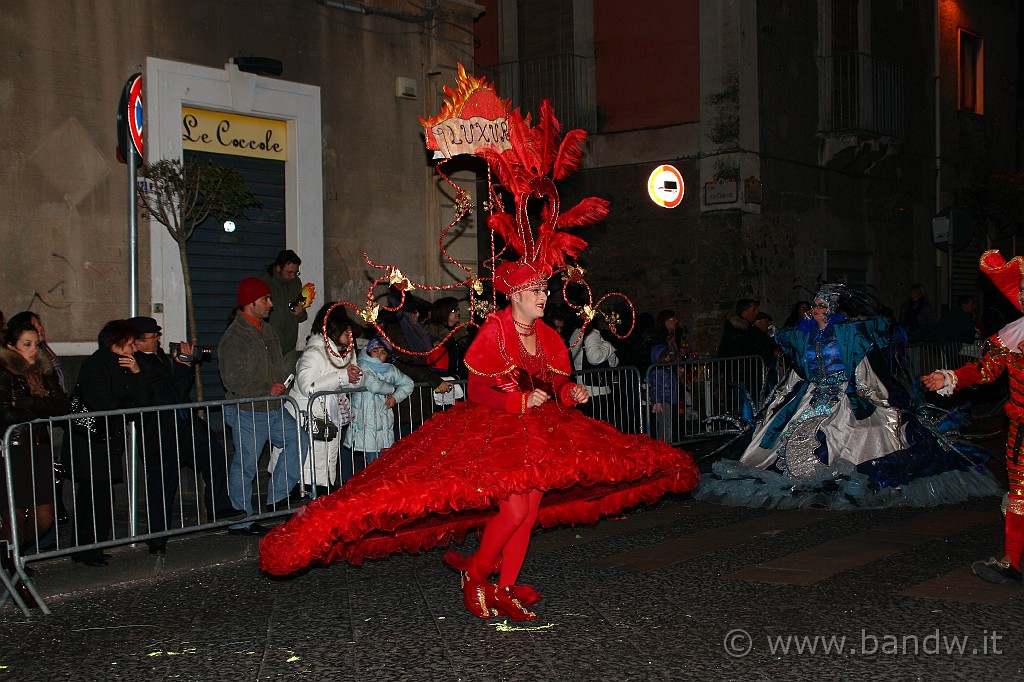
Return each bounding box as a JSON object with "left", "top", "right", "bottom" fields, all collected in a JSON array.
[{"left": 0, "top": 492, "right": 1020, "bottom": 681}]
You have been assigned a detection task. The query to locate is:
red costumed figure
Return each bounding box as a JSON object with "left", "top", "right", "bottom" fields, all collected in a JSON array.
[
  {"left": 258, "top": 66, "right": 700, "bottom": 620},
  {"left": 923, "top": 249, "right": 1024, "bottom": 585}
]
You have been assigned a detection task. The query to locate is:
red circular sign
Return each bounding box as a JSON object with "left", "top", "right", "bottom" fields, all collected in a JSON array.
[{"left": 127, "top": 75, "right": 143, "bottom": 158}]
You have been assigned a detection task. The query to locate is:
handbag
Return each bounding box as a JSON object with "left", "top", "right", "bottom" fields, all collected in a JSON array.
[
  {"left": 308, "top": 413, "right": 340, "bottom": 442},
  {"left": 68, "top": 388, "right": 98, "bottom": 436}
]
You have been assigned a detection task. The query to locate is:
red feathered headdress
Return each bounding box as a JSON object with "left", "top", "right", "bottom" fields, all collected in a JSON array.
[
  {"left": 315, "top": 65, "right": 632, "bottom": 361},
  {"left": 980, "top": 249, "right": 1024, "bottom": 312}
]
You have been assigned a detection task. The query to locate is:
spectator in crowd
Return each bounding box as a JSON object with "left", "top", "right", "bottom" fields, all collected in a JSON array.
[
  {"left": 218, "top": 277, "right": 303, "bottom": 536},
  {"left": 980, "top": 277, "right": 1022, "bottom": 337},
  {"left": 933, "top": 295, "right": 980, "bottom": 344},
  {"left": 782, "top": 300, "right": 812, "bottom": 329},
  {"left": 0, "top": 320, "right": 70, "bottom": 561},
  {"left": 382, "top": 289, "right": 453, "bottom": 436},
  {"left": 129, "top": 316, "right": 241, "bottom": 554},
  {"left": 717, "top": 298, "right": 763, "bottom": 358},
  {"left": 426, "top": 296, "right": 470, "bottom": 380},
  {"left": 752, "top": 311, "right": 779, "bottom": 357},
  {"left": 8, "top": 312, "right": 64, "bottom": 395},
  {"left": 623, "top": 311, "right": 656, "bottom": 373},
  {"left": 65, "top": 319, "right": 153, "bottom": 566},
  {"left": 570, "top": 317, "right": 620, "bottom": 422},
  {"left": 288, "top": 302, "right": 363, "bottom": 496},
  {"left": 651, "top": 309, "right": 694, "bottom": 362},
  {"left": 648, "top": 343, "right": 680, "bottom": 444},
  {"left": 259, "top": 249, "right": 308, "bottom": 372},
  {"left": 8, "top": 311, "right": 68, "bottom": 524},
  {"left": 898, "top": 283, "right": 937, "bottom": 342},
  {"left": 344, "top": 337, "right": 414, "bottom": 479},
  {"left": 753, "top": 311, "right": 781, "bottom": 388},
  {"left": 545, "top": 306, "right": 574, "bottom": 348}
]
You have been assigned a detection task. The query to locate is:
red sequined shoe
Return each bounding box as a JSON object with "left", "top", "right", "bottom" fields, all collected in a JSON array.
[
  {"left": 491, "top": 585, "right": 537, "bottom": 620},
  {"left": 460, "top": 571, "right": 495, "bottom": 619}
]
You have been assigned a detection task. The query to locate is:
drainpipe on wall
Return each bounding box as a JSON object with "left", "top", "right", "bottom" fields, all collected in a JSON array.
[{"left": 934, "top": 0, "right": 944, "bottom": 307}]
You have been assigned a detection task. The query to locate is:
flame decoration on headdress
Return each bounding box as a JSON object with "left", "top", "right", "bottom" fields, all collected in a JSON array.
[{"left": 323, "top": 64, "right": 633, "bottom": 358}]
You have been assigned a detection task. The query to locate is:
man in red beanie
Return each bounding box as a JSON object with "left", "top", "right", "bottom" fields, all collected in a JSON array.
[{"left": 217, "top": 277, "right": 304, "bottom": 535}]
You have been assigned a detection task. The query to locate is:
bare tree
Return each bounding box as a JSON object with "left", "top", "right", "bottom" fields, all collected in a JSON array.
[{"left": 137, "top": 158, "right": 259, "bottom": 398}]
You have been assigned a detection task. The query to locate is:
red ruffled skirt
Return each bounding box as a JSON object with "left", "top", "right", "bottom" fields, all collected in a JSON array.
[{"left": 259, "top": 400, "right": 700, "bottom": 576}]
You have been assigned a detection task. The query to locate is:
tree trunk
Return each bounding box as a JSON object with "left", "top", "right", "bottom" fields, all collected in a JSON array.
[{"left": 178, "top": 239, "right": 204, "bottom": 401}]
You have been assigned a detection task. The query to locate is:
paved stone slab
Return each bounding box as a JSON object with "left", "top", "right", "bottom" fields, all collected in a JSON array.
[
  {"left": 588, "top": 508, "right": 833, "bottom": 572},
  {"left": 728, "top": 510, "right": 992, "bottom": 586},
  {"left": 899, "top": 567, "right": 1022, "bottom": 606}
]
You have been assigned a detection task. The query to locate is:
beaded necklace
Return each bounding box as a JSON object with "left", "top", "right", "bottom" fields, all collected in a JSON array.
[
  {"left": 512, "top": 316, "right": 536, "bottom": 337},
  {"left": 516, "top": 325, "right": 552, "bottom": 381}
]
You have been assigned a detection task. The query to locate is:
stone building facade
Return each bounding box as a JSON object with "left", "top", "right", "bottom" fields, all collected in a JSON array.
[
  {"left": 473, "top": 0, "right": 1022, "bottom": 352},
  {"left": 1, "top": 0, "right": 483, "bottom": 369}
]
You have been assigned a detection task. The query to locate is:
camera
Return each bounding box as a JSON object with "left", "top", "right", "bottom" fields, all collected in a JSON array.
[
  {"left": 288, "top": 295, "right": 305, "bottom": 313},
  {"left": 169, "top": 342, "right": 213, "bottom": 363}
]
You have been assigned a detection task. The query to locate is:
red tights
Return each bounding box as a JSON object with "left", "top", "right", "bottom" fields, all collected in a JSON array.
[
  {"left": 1005, "top": 508, "right": 1024, "bottom": 570},
  {"left": 471, "top": 490, "right": 542, "bottom": 587}
]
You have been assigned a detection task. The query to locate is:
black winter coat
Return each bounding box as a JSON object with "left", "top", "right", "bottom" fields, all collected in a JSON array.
[{"left": 63, "top": 347, "right": 155, "bottom": 482}]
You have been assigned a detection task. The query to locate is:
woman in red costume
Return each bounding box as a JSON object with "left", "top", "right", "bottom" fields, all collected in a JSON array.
[
  {"left": 259, "top": 66, "right": 700, "bottom": 620},
  {"left": 258, "top": 261, "right": 699, "bottom": 620}
]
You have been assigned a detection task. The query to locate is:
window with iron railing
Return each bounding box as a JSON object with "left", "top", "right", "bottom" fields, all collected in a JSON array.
[
  {"left": 478, "top": 53, "right": 595, "bottom": 133},
  {"left": 818, "top": 52, "right": 904, "bottom": 139}
]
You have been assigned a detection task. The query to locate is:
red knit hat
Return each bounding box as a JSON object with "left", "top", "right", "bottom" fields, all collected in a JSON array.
[
  {"left": 980, "top": 250, "right": 1024, "bottom": 312},
  {"left": 237, "top": 277, "right": 272, "bottom": 307},
  {"left": 492, "top": 261, "right": 550, "bottom": 296}
]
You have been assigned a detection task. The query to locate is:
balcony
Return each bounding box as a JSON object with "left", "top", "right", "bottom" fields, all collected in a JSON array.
[
  {"left": 478, "top": 53, "right": 595, "bottom": 133},
  {"left": 818, "top": 52, "right": 904, "bottom": 139}
]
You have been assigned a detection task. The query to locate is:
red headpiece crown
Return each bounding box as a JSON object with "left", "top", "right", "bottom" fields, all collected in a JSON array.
[
  {"left": 980, "top": 249, "right": 1024, "bottom": 312},
  {"left": 325, "top": 64, "right": 635, "bottom": 361}
]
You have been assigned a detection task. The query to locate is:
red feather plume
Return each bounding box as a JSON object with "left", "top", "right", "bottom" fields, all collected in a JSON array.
[{"left": 553, "top": 129, "right": 587, "bottom": 180}]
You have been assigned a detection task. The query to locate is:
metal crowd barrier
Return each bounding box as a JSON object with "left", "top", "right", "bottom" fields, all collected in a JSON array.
[
  {"left": 570, "top": 366, "right": 646, "bottom": 434},
  {"left": 1, "top": 360, "right": 766, "bottom": 616},
  {"left": 1, "top": 395, "right": 307, "bottom": 616},
  {"left": 889, "top": 340, "right": 983, "bottom": 377},
  {"left": 645, "top": 355, "right": 768, "bottom": 446}
]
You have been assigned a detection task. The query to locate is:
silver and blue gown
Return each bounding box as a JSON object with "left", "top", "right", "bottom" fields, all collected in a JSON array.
[{"left": 697, "top": 315, "right": 1002, "bottom": 509}]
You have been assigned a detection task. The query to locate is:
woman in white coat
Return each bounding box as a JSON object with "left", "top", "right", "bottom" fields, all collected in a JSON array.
[
  {"left": 570, "top": 319, "right": 620, "bottom": 422},
  {"left": 289, "top": 304, "right": 363, "bottom": 496}
]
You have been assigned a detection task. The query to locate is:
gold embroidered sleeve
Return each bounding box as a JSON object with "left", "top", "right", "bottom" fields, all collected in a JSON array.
[{"left": 977, "top": 345, "right": 1011, "bottom": 384}]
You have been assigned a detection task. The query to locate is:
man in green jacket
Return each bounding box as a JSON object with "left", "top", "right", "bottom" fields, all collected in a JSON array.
[
  {"left": 259, "top": 249, "right": 308, "bottom": 372},
  {"left": 218, "top": 277, "right": 304, "bottom": 535}
]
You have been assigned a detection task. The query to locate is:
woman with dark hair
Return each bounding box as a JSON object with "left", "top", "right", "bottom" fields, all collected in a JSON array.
[
  {"left": 288, "top": 302, "right": 364, "bottom": 495},
  {"left": 426, "top": 296, "right": 470, "bottom": 379},
  {"left": 382, "top": 289, "right": 453, "bottom": 436},
  {"left": 7, "top": 310, "right": 68, "bottom": 523},
  {"left": 782, "top": 300, "right": 812, "bottom": 329},
  {"left": 898, "top": 284, "right": 938, "bottom": 342},
  {"left": 0, "top": 321, "right": 70, "bottom": 559},
  {"left": 64, "top": 319, "right": 154, "bottom": 566},
  {"left": 545, "top": 306, "right": 574, "bottom": 348}
]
